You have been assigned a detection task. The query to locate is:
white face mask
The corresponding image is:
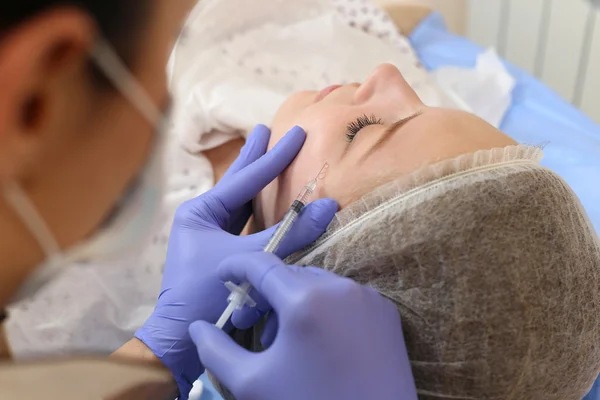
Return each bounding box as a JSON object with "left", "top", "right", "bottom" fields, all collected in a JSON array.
[{"left": 3, "top": 39, "right": 168, "bottom": 304}]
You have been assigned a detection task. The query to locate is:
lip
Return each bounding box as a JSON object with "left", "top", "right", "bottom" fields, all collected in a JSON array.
[{"left": 315, "top": 85, "right": 342, "bottom": 102}]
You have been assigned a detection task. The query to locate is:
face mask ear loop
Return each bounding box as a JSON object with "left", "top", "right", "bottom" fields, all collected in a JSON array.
[
  {"left": 89, "top": 38, "right": 162, "bottom": 126},
  {"left": 3, "top": 182, "right": 61, "bottom": 258}
]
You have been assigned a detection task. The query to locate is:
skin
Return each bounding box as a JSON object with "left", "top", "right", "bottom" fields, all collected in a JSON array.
[
  {"left": 255, "top": 64, "right": 517, "bottom": 229},
  {"left": 0, "top": 1, "right": 195, "bottom": 363}
]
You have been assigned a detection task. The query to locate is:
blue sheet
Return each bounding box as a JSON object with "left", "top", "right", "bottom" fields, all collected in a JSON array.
[
  {"left": 410, "top": 12, "right": 600, "bottom": 400},
  {"left": 410, "top": 12, "right": 600, "bottom": 236}
]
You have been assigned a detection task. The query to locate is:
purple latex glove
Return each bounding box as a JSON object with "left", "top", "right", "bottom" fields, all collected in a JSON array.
[
  {"left": 189, "top": 252, "right": 419, "bottom": 400},
  {"left": 136, "top": 125, "right": 338, "bottom": 398}
]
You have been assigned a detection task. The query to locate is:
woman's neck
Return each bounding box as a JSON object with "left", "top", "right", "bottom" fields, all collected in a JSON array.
[{"left": 0, "top": 198, "right": 44, "bottom": 307}]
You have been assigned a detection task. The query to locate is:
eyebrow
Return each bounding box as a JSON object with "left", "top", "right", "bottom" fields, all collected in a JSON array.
[{"left": 361, "top": 111, "right": 423, "bottom": 159}]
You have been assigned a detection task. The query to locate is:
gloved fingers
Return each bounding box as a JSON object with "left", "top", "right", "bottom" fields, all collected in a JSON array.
[
  {"left": 231, "top": 302, "right": 269, "bottom": 330},
  {"left": 260, "top": 311, "right": 279, "bottom": 349},
  {"left": 230, "top": 268, "right": 282, "bottom": 330},
  {"left": 302, "top": 266, "right": 334, "bottom": 277},
  {"left": 369, "top": 287, "right": 406, "bottom": 327},
  {"left": 218, "top": 252, "right": 297, "bottom": 314},
  {"left": 222, "top": 125, "right": 271, "bottom": 179},
  {"left": 212, "top": 126, "right": 306, "bottom": 211},
  {"left": 270, "top": 265, "right": 330, "bottom": 277},
  {"left": 189, "top": 321, "right": 252, "bottom": 390},
  {"left": 284, "top": 265, "right": 304, "bottom": 273},
  {"left": 250, "top": 198, "right": 338, "bottom": 259},
  {"left": 231, "top": 265, "right": 332, "bottom": 330}
]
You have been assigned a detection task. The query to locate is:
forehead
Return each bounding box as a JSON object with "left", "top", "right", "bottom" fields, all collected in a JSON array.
[
  {"left": 330, "top": 109, "right": 515, "bottom": 205},
  {"left": 355, "top": 109, "right": 509, "bottom": 170}
]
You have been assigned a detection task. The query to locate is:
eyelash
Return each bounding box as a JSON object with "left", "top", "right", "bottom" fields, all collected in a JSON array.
[{"left": 346, "top": 114, "right": 384, "bottom": 142}]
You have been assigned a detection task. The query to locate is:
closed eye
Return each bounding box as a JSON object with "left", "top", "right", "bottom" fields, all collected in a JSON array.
[
  {"left": 345, "top": 114, "right": 384, "bottom": 142},
  {"left": 359, "top": 110, "right": 424, "bottom": 160}
]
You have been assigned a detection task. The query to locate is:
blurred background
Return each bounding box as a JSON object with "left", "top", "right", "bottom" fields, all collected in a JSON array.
[{"left": 376, "top": 0, "right": 600, "bottom": 123}]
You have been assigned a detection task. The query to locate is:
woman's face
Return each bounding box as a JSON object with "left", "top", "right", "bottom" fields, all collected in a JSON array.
[{"left": 255, "top": 64, "right": 517, "bottom": 228}]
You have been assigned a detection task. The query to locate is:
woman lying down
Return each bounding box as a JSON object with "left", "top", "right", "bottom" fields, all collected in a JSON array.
[
  {"left": 171, "top": 1, "right": 600, "bottom": 397},
  {"left": 210, "top": 63, "right": 600, "bottom": 400}
]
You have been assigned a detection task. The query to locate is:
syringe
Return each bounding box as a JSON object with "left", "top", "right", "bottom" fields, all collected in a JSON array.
[{"left": 215, "top": 163, "right": 329, "bottom": 330}]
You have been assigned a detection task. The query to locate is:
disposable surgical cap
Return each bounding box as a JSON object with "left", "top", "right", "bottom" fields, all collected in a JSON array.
[{"left": 216, "top": 145, "right": 600, "bottom": 400}]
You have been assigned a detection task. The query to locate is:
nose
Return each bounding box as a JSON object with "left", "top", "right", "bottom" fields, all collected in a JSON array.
[{"left": 353, "top": 64, "right": 421, "bottom": 105}]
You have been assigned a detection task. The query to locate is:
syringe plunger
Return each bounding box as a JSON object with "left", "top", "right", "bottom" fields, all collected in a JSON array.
[{"left": 215, "top": 282, "right": 256, "bottom": 329}]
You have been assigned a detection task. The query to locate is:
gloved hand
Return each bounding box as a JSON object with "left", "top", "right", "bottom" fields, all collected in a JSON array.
[
  {"left": 189, "top": 252, "right": 419, "bottom": 400},
  {"left": 136, "top": 125, "right": 338, "bottom": 398}
]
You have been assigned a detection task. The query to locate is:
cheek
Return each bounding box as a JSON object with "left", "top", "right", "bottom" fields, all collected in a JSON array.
[
  {"left": 259, "top": 96, "right": 364, "bottom": 226},
  {"left": 274, "top": 110, "right": 350, "bottom": 203},
  {"left": 270, "top": 91, "right": 317, "bottom": 148},
  {"left": 257, "top": 149, "right": 326, "bottom": 229},
  {"left": 320, "top": 169, "right": 372, "bottom": 209},
  {"left": 257, "top": 93, "right": 317, "bottom": 228}
]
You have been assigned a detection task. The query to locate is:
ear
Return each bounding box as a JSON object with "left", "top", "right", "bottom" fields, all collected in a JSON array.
[{"left": 0, "top": 7, "right": 96, "bottom": 183}]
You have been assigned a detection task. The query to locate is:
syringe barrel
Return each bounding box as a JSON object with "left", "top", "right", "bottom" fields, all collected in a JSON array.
[
  {"left": 264, "top": 200, "right": 304, "bottom": 253},
  {"left": 296, "top": 182, "right": 316, "bottom": 204}
]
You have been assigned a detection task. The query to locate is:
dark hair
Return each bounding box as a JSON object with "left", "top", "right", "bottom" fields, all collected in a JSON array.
[{"left": 1, "top": 1, "right": 150, "bottom": 67}]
